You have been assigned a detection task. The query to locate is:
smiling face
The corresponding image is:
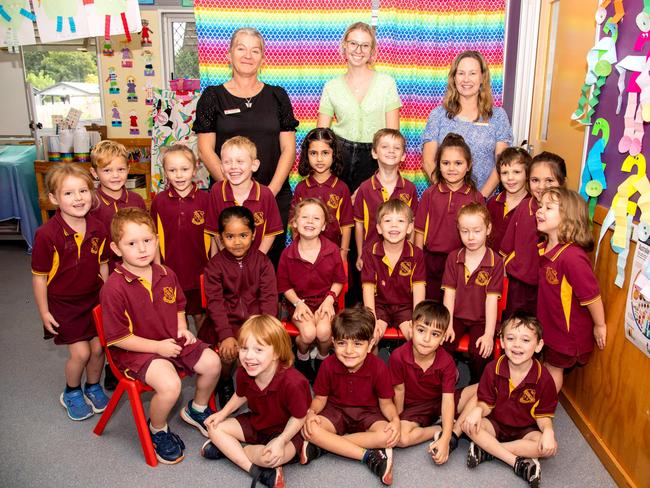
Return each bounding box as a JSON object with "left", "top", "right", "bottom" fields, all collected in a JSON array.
[
  {"left": 239, "top": 334, "right": 278, "bottom": 378},
  {"left": 343, "top": 28, "right": 374, "bottom": 67},
  {"left": 294, "top": 202, "right": 327, "bottom": 240},
  {"left": 220, "top": 216, "right": 254, "bottom": 259},
  {"left": 333, "top": 337, "right": 373, "bottom": 372},
  {"left": 529, "top": 162, "right": 560, "bottom": 202},
  {"left": 501, "top": 321, "right": 543, "bottom": 367},
  {"left": 536, "top": 193, "right": 562, "bottom": 236},
  {"left": 458, "top": 212, "right": 490, "bottom": 252},
  {"left": 91, "top": 156, "right": 129, "bottom": 196},
  {"left": 454, "top": 56, "right": 483, "bottom": 99},
  {"left": 228, "top": 32, "right": 264, "bottom": 77},
  {"left": 439, "top": 147, "right": 470, "bottom": 190},
  {"left": 372, "top": 135, "right": 406, "bottom": 169},
  {"left": 163, "top": 152, "right": 196, "bottom": 196},
  {"left": 48, "top": 175, "right": 93, "bottom": 221},
  {"left": 307, "top": 140, "right": 334, "bottom": 177},
  {"left": 220, "top": 145, "right": 260, "bottom": 188},
  {"left": 376, "top": 210, "right": 412, "bottom": 245},
  {"left": 499, "top": 162, "right": 527, "bottom": 196},
  {"left": 111, "top": 221, "right": 158, "bottom": 273}
]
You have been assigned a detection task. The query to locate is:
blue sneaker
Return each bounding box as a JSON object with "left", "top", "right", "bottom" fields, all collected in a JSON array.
[
  {"left": 59, "top": 390, "right": 94, "bottom": 421},
  {"left": 84, "top": 384, "right": 110, "bottom": 413},
  {"left": 150, "top": 427, "right": 185, "bottom": 465},
  {"left": 180, "top": 401, "right": 214, "bottom": 437}
]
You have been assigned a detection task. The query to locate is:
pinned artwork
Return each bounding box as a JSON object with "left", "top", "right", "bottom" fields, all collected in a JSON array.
[
  {"left": 0, "top": 0, "right": 36, "bottom": 48},
  {"left": 128, "top": 110, "right": 139, "bottom": 135},
  {"left": 111, "top": 101, "right": 122, "bottom": 127},
  {"left": 86, "top": 0, "right": 136, "bottom": 43},
  {"left": 142, "top": 49, "right": 155, "bottom": 76},
  {"left": 140, "top": 18, "right": 152, "bottom": 47},
  {"left": 126, "top": 75, "right": 138, "bottom": 102},
  {"left": 144, "top": 82, "right": 154, "bottom": 106},
  {"left": 106, "top": 67, "right": 120, "bottom": 94},
  {"left": 33, "top": 0, "right": 90, "bottom": 43},
  {"left": 580, "top": 118, "right": 609, "bottom": 220},
  {"left": 121, "top": 46, "right": 133, "bottom": 68}
]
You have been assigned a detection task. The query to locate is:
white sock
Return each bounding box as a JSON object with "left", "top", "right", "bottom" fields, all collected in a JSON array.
[
  {"left": 316, "top": 351, "right": 329, "bottom": 360},
  {"left": 297, "top": 351, "right": 310, "bottom": 361},
  {"left": 192, "top": 401, "right": 207, "bottom": 413},
  {"left": 150, "top": 422, "right": 168, "bottom": 434}
]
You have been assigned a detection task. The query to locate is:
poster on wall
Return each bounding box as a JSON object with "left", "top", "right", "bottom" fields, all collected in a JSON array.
[
  {"left": 624, "top": 228, "right": 650, "bottom": 358},
  {"left": 85, "top": 0, "right": 141, "bottom": 38},
  {"left": 33, "top": 0, "right": 90, "bottom": 43},
  {"left": 0, "top": 0, "right": 37, "bottom": 48}
]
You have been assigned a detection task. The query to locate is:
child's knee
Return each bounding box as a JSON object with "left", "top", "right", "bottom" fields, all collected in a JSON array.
[
  {"left": 299, "top": 327, "right": 317, "bottom": 344},
  {"left": 69, "top": 343, "right": 91, "bottom": 363},
  {"left": 154, "top": 373, "right": 182, "bottom": 398},
  {"left": 200, "top": 349, "right": 222, "bottom": 377},
  {"left": 315, "top": 323, "right": 332, "bottom": 343},
  {"left": 90, "top": 339, "right": 104, "bottom": 357}
]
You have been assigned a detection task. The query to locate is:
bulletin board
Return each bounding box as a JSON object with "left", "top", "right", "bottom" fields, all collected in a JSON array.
[{"left": 98, "top": 9, "right": 162, "bottom": 139}]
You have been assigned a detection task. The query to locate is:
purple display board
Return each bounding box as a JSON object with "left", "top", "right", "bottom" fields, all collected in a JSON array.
[{"left": 586, "top": 0, "right": 649, "bottom": 213}]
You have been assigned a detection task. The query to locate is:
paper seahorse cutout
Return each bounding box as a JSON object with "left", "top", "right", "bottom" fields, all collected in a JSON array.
[{"left": 580, "top": 118, "right": 609, "bottom": 221}]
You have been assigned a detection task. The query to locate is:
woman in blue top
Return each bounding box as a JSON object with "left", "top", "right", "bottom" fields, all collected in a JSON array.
[{"left": 421, "top": 50, "right": 513, "bottom": 197}]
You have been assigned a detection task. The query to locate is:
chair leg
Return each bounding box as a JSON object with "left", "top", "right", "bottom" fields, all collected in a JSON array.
[
  {"left": 125, "top": 383, "right": 158, "bottom": 467},
  {"left": 94, "top": 381, "right": 126, "bottom": 435},
  {"left": 208, "top": 391, "right": 217, "bottom": 412}
]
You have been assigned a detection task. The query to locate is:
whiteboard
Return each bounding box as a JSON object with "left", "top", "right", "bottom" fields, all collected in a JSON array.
[{"left": 0, "top": 50, "right": 32, "bottom": 137}]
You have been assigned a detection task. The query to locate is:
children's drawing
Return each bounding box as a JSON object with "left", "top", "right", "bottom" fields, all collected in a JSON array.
[
  {"left": 33, "top": 0, "right": 90, "bottom": 43},
  {"left": 121, "top": 46, "right": 133, "bottom": 68},
  {"left": 0, "top": 1, "right": 36, "bottom": 48},
  {"left": 129, "top": 110, "right": 139, "bottom": 135},
  {"left": 111, "top": 101, "right": 122, "bottom": 127},
  {"left": 106, "top": 67, "right": 120, "bottom": 94},
  {"left": 140, "top": 18, "right": 152, "bottom": 47},
  {"left": 144, "top": 82, "right": 154, "bottom": 106},
  {"left": 126, "top": 75, "right": 138, "bottom": 102},
  {"left": 142, "top": 49, "right": 155, "bottom": 76},
  {"left": 84, "top": 0, "right": 141, "bottom": 42}
]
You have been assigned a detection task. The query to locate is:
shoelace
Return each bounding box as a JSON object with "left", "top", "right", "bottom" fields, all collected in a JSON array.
[{"left": 155, "top": 431, "right": 185, "bottom": 454}]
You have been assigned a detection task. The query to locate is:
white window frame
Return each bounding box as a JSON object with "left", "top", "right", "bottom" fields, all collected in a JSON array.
[{"left": 161, "top": 10, "right": 197, "bottom": 88}]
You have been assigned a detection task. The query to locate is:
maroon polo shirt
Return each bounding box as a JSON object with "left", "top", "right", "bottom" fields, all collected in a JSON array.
[
  {"left": 313, "top": 353, "right": 394, "bottom": 409},
  {"left": 277, "top": 236, "right": 346, "bottom": 298},
  {"left": 235, "top": 365, "right": 311, "bottom": 435},
  {"left": 353, "top": 172, "right": 418, "bottom": 245},
  {"left": 389, "top": 341, "right": 458, "bottom": 408},
  {"left": 202, "top": 249, "right": 278, "bottom": 342},
  {"left": 291, "top": 175, "right": 353, "bottom": 246},
  {"left": 150, "top": 184, "right": 210, "bottom": 291},
  {"left": 537, "top": 242, "right": 601, "bottom": 356},
  {"left": 90, "top": 187, "right": 147, "bottom": 272},
  {"left": 499, "top": 197, "right": 540, "bottom": 285},
  {"left": 478, "top": 356, "right": 557, "bottom": 429},
  {"left": 32, "top": 210, "right": 108, "bottom": 296},
  {"left": 441, "top": 247, "right": 504, "bottom": 323},
  {"left": 487, "top": 191, "right": 528, "bottom": 253},
  {"left": 415, "top": 183, "right": 484, "bottom": 253},
  {"left": 205, "top": 180, "right": 283, "bottom": 250},
  {"left": 361, "top": 240, "right": 426, "bottom": 307},
  {"left": 100, "top": 263, "right": 187, "bottom": 359}
]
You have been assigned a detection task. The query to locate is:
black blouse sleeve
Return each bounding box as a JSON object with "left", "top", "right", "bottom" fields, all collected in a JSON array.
[
  {"left": 270, "top": 85, "right": 299, "bottom": 132},
  {"left": 192, "top": 86, "right": 220, "bottom": 134}
]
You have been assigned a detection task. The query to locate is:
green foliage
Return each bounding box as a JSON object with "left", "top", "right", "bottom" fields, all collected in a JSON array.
[
  {"left": 26, "top": 72, "right": 56, "bottom": 90},
  {"left": 24, "top": 51, "right": 98, "bottom": 84},
  {"left": 175, "top": 49, "right": 199, "bottom": 79}
]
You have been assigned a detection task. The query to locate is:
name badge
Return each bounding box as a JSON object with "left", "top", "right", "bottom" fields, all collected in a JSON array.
[{"left": 224, "top": 108, "right": 241, "bottom": 115}]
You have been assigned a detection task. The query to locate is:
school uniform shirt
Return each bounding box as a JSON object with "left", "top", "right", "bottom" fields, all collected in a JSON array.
[
  {"left": 414, "top": 183, "right": 484, "bottom": 254},
  {"left": 441, "top": 247, "right": 504, "bottom": 323},
  {"left": 202, "top": 249, "right": 278, "bottom": 342},
  {"left": 487, "top": 191, "right": 528, "bottom": 253},
  {"left": 478, "top": 356, "right": 557, "bottom": 429},
  {"left": 150, "top": 184, "right": 210, "bottom": 292},
  {"left": 499, "top": 196, "right": 540, "bottom": 285},
  {"left": 235, "top": 365, "right": 311, "bottom": 435},
  {"left": 537, "top": 242, "right": 601, "bottom": 356},
  {"left": 204, "top": 180, "right": 283, "bottom": 251},
  {"left": 361, "top": 240, "right": 425, "bottom": 307},
  {"left": 353, "top": 172, "right": 418, "bottom": 245},
  {"left": 389, "top": 341, "right": 458, "bottom": 409},
  {"left": 277, "top": 236, "right": 346, "bottom": 299},
  {"left": 291, "top": 175, "right": 354, "bottom": 246},
  {"left": 313, "top": 353, "right": 394, "bottom": 409}
]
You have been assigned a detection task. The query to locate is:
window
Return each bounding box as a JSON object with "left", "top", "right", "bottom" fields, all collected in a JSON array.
[{"left": 162, "top": 13, "right": 199, "bottom": 85}]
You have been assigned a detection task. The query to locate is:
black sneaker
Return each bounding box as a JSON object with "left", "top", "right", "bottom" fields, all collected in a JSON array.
[
  {"left": 431, "top": 431, "right": 458, "bottom": 455},
  {"left": 251, "top": 466, "right": 285, "bottom": 488},
  {"left": 150, "top": 427, "right": 185, "bottom": 465},
  {"left": 299, "top": 440, "right": 323, "bottom": 465},
  {"left": 467, "top": 441, "right": 494, "bottom": 468},
  {"left": 216, "top": 378, "right": 234, "bottom": 409},
  {"left": 365, "top": 448, "right": 393, "bottom": 485},
  {"left": 103, "top": 364, "right": 118, "bottom": 391},
  {"left": 200, "top": 439, "right": 224, "bottom": 460},
  {"left": 513, "top": 456, "right": 541, "bottom": 488},
  {"left": 295, "top": 358, "right": 314, "bottom": 383}
]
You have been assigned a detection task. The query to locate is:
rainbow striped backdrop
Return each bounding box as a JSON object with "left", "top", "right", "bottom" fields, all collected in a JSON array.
[{"left": 194, "top": 0, "right": 506, "bottom": 196}]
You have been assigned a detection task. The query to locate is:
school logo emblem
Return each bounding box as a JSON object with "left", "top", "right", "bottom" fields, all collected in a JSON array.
[
  {"left": 162, "top": 287, "right": 176, "bottom": 304},
  {"left": 254, "top": 211, "right": 264, "bottom": 226},
  {"left": 90, "top": 237, "right": 100, "bottom": 254},
  {"left": 327, "top": 194, "right": 340, "bottom": 209},
  {"left": 546, "top": 267, "right": 559, "bottom": 285},
  {"left": 399, "top": 193, "right": 412, "bottom": 205},
  {"left": 475, "top": 271, "right": 490, "bottom": 286},
  {"left": 399, "top": 261, "right": 412, "bottom": 277},
  {"left": 519, "top": 389, "right": 536, "bottom": 404},
  {"left": 192, "top": 210, "right": 205, "bottom": 225}
]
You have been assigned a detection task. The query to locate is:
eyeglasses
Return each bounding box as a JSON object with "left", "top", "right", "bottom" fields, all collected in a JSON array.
[{"left": 346, "top": 40, "right": 372, "bottom": 52}]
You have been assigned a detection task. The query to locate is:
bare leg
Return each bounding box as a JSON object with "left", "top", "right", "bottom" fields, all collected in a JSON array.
[
  {"left": 464, "top": 418, "right": 518, "bottom": 466},
  {"left": 501, "top": 431, "right": 549, "bottom": 459},
  {"left": 315, "top": 317, "right": 332, "bottom": 357},
  {"left": 145, "top": 359, "right": 182, "bottom": 429},
  {"left": 66, "top": 341, "right": 91, "bottom": 387},
  {"left": 211, "top": 418, "right": 250, "bottom": 471},
  {"left": 85, "top": 337, "right": 105, "bottom": 384},
  {"left": 245, "top": 442, "right": 297, "bottom": 468},
  {"left": 544, "top": 362, "right": 564, "bottom": 392},
  {"left": 294, "top": 318, "right": 317, "bottom": 355},
  {"left": 191, "top": 313, "right": 206, "bottom": 334},
  {"left": 192, "top": 348, "right": 221, "bottom": 405},
  {"left": 397, "top": 420, "right": 440, "bottom": 448},
  {"left": 453, "top": 384, "right": 478, "bottom": 437},
  {"left": 344, "top": 420, "right": 392, "bottom": 449},
  {"left": 307, "top": 416, "right": 366, "bottom": 460}
]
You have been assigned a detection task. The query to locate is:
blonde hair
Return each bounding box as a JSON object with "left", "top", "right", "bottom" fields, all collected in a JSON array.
[
  {"left": 161, "top": 144, "right": 197, "bottom": 168},
  {"left": 291, "top": 197, "right": 331, "bottom": 233},
  {"left": 238, "top": 315, "right": 294, "bottom": 369},
  {"left": 221, "top": 136, "right": 257, "bottom": 161},
  {"left": 457, "top": 202, "right": 491, "bottom": 228},
  {"left": 110, "top": 207, "right": 156, "bottom": 243},
  {"left": 91, "top": 140, "right": 128, "bottom": 169},
  {"left": 229, "top": 27, "right": 265, "bottom": 54},
  {"left": 541, "top": 187, "right": 593, "bottom": 251},
  {"left": 340, "top": 22, "right": 377, "bottom": 65},
  {"left": 443, "top": 50, "right": 494, "bottom": 120},
  {"left": 376, "top": 199, "right": 413, "bottom": 223},
  {"left": 45, "top": 163, "right": 94, "bottom": 196}
]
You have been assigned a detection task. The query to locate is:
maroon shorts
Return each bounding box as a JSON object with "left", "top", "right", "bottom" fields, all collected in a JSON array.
[
  {"left": 543, "top": 345, "right": 591, "bottom": 369},
  {"left": 319, "top": 403, "right": 386, "bottom": 435},
  {"left": 424, "top": 251, "right": 447, "bottom": 302},
  {"left": 184, "top": 288, "right": 204, "bottom": 316},
  {"left": 236, "top": 412, "right": 303, "bottom": 457},
  {"left": 486, "top": 417, "right": 539, "bottom": 443},
  {"left": 118, "top": 340, "right": 209, "bottom": 383},
  {"left": 287, "top": 294, "right": 338, "bottom": 317},
  {"left": 400, "top": 389, "right": 462, "bottom": 426},
  {"left": 375, "top": 302, "right": 412, "bottom": 328},
  {"left": 503, "top": 275, "right": 537, "bottom": 318},
  {"left": 47, "top": 291, "right": 99, "bottom": 345}
]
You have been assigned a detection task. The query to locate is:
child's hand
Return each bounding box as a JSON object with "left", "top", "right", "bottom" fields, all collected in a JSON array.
[
  {"left": 594, "top": 323, "right": 607, "bottom": 350},
  {"left": 293, "top": 302, "right": 314, "bottom": 322},
  {"left": 41, "top": 312, "right": 60, "bottom": 335},
  {"left": 428, "top": 435, "right": 450, "bottom": 464},
  {"left": 462, "top": 407, "right": 483, "bottom": 436},
  {"left": 204, "top": 411, "right": 225, "bottom": 431},
  {"left": 398, "top": 321, "right": 412, "bottom": 341},
  {"left": 444, "top": 326, "right": 455, "bottom": 345},
  {"left": 316, "top": 297, "right": 335, "bottom": 322},
  {"left": 262, "top": 437, "right": 285, "bottom": 467},
  {"left": 356, "top": 256, "right": 363, "bottom": 271},
  {"left": 302, "top": 411, "right": 320, "bottom": 439},
  {"left": 475, "top": 334, "right": 494, "bottom": 358},
  {"left": 538, "top": 429, "right": 557, "bottom": 457},
  {"left": 177, "top": 329, "right": 196, "bottom": 345},
  {"left": 157, "top": 338, "right": 182, "bottom": 358},
  {"left": 373, "top": 321, "right": 386, "bottom": 344},
  {"left": 219, "top": 337, "right": 239, "bottom": 362},
  {"left": 385, "top": 418, "right": 400, "bottom": 447}
]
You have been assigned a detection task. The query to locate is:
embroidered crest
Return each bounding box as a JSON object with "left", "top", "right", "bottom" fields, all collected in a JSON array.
[
  {"left": 327, "top": 194, "right": 340, "bottom": 209},
  {"left": 90, "top": 237, "right": 100, "bottom": 254},
  {"left": 253, "top": 211, "right": 264, "bottom": 226},
  {"left": 519, "top": 388, "right": 536, "bottom": 404},
  {"left": 399, "top": 193, "right": 412, "bottom": 205},
  {"left": 475, "top": 270, "right": 490, "bottom": 286},
  {"left": 546, "top": 267, "right": 559, "bottom": 285},
  {"left": 162, "top": 287, "right": 176, "bottom": 304},
  {"left": 192, "top": 210, "right": 205, "bottom": 225},
  {"left": 399, "top": 261, "right": 412, "bottom": 276}
]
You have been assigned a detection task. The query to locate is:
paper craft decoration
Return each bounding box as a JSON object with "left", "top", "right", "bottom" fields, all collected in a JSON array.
[
  {"left": 0, "top": 0, "right": 36, "bottom": 48},
  {"left": 129, "top": 110, "right": 139, "bottom": 135},
  {"left": 121, "top": 46, "right": 133, "bottom": 68},
  {"left": 111, "top": 101, "right": 122, "bottom": 127},
  {"left": 33, "top": 0, "right": 90, "bottom": 43},
  {"left": 106, "top": 67, "right": 120, "bottom": 94},
  {"left": 126, "top": 76, "right": 138, "bottom": 102},
  {"left": 140, "top": 18, "right": 152, "bottom": 47},
  {"left": 580, "top": 117, "right": 609, "bottom": 220},
  {"left": 142, "top": 50, "right": 155, "bottom": 76}
]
